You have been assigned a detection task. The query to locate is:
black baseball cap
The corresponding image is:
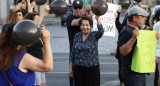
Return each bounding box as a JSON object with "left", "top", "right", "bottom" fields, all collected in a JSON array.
[{"left": 72, "top": 0, "right": 83, "bottom": 7}]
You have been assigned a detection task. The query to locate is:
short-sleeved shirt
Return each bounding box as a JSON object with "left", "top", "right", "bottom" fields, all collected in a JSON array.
[
  {"left": 66, "top": 15, "right": 81, "bottom": 53},
  {"left": 0, "top": 50, "right": 35, "bottom": 86},
  {"left": 70, "top": 24, "right": 104, "bottom": 67},
  {"left": 118, "top": 25, "right": 137, "bottom": 67}
]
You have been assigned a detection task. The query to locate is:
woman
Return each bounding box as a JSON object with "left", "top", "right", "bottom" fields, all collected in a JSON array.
[
  {"left": 23, "top": 5, "right": 50, "bottom": 86},
  {"left": 0, "top": 23, "right": 53, "bottom": 86},
  {"left": 153, "top": 21, "right": 160, "bottom": 86},
  {"left": 152, "top": 9, "right": 160, "bottom": 86},
  {"left": 69, "top": 16, "right": 104, "bottom": 86}
]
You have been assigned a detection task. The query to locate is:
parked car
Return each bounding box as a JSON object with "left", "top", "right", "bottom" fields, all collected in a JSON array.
[{"left": 61, "top": 5, "right": 72, "bottom": 26}]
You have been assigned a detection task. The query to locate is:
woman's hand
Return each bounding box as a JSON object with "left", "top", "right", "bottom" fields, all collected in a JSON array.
[
  {"left": 69, "top": 63, "right": 73, "bottom": 78},
  {"left": 40, "top": 25, "right": 50, "bottom": 44}
]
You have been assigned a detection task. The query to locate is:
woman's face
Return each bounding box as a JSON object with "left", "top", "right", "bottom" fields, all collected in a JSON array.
[
  {"left": 80, "top": 20, "right": 92, "bottom": 35},
  {"left": 17, "top": 12, "right": 23, "bottom": 22}
]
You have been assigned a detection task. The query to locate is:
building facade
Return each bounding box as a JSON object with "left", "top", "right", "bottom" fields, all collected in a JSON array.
[
  {"left": 0, "top": 0, "right": 10, "bottom": 25},
  {"left": 0, "top": 0, "right": 158, "bottom": 25}
]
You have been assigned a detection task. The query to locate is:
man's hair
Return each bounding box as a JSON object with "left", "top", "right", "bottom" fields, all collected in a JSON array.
[{"left": 127, "top": 15, "right": 134, "bottom": 22}]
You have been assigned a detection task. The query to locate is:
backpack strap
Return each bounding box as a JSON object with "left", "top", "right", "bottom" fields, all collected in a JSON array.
[{"left": 1, "top": 71, "right": 13, "bottom": 86}]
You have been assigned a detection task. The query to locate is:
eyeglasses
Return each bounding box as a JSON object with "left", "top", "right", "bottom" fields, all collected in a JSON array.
[{"left": 74, "top": 6, "right": 82, "bottom": 10}]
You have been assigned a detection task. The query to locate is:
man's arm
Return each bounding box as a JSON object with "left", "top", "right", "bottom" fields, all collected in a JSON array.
[
  {"left": 119, "top": 38, "right": 136, "bottom": 56},
  {"left": 119, "top": 27, "right": 139, "bottom": 56},
  {"left": 71, "top": 18, "right": 81, "bottom": 26}
]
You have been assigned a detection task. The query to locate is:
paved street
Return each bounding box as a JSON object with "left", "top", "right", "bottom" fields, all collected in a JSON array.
[{"left": 43, "top": 21, "right": 155, "bottom": 86}]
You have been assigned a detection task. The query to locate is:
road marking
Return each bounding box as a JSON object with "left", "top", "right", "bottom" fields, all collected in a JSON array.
[
  {"left": 101, "top": 80, "right": 119, "bottom": 86},
  {"left": 54, "top": 62, "right": 118, "bottom": 64},
  {"left": 47, "top": 72, "right": 118, "bottom": 74}
]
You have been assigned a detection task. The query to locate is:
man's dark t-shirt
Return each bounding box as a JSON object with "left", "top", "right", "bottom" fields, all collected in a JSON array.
[
  {"left": 118, "top": 25, "right": 137, "bottom": 68},
  {"left": 66, "top": 15, "right": 81, "bottom": 52},
  {"left": 118, "top": 26, "right": 146, "bottom": 85},
  {"left": 27, "top": 39, "right": 43, "bottom": 60}
]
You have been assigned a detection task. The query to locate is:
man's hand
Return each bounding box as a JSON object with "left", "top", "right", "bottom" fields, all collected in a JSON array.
[
  {"left": 117, "top": 5, "right": 122, "bottom": 12},
  {"left": 132, "top": 27, "right": 139, "bottom": 39}
]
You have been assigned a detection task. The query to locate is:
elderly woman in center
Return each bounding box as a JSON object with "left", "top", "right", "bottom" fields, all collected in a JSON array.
[{"left": 69, "top": 16, "right": 104, "bottom": 86}]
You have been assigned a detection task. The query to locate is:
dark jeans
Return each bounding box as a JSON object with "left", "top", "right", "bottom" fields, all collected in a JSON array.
[
  {"left": 117, "top": 56, "right": 123, "bottom": 82},
  {"left": 115, "top": 46, "right": 123, "bottom": 83},
  {"left": 121, "top": 67, "right": 146, "bottom": 86},
  {"left": 69, "top": 77, "right": 75, "bottom": 86},
  {"left": 154, "top": 63, "right": 159, "bottom": 86},
  {"left": 74, "top": 64, "right": 100, "bottom": 86}
]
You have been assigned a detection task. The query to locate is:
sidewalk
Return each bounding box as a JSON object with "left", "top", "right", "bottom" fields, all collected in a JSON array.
[{"left": 42, "top": 14, "right": 61, "bottom": 25}]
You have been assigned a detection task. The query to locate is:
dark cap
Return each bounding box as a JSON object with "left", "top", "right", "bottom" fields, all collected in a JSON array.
[
  {"left": 17, "top": 0, "right": 23, "bottom": 3},
  {"left": 72, "top": 0, "right": 83, "bottom": 7}
]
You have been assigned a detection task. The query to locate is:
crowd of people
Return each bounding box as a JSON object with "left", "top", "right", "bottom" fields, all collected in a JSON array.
[
  {"left": 1, "top": 0, "right": 160, "bottom": 86},
  {"left": 0, "top": 0, "right": 53, "bottom": 86}
]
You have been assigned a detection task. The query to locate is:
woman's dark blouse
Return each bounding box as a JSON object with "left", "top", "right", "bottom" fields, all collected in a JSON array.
[{"left": 70, "top": 24, "right": 104, "bottom": 67}]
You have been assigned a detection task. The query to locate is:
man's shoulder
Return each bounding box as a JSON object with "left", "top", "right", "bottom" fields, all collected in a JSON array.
[
  {"left": 67, "top": 15, "right": 75, "bottom": 19},
  {"left": 121, "top": 25, "right": 131, "bottom": 32},
  {"left": 123, "top": 25, "right": 134, "bottom": 30},
  {"left": 67, "top": 15, "right": 76, "bottom": 23},
  {"left": 120, "top": 25, "right": 134, "bottom": 36}
]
